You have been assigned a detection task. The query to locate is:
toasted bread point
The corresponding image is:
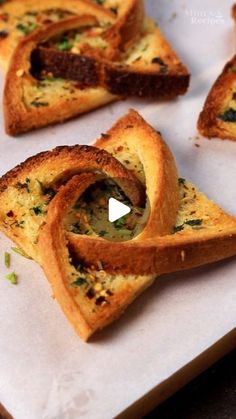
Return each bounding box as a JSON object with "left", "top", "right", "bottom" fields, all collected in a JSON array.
[{"left": 198, "top": 55, "right": 236, "bottom": 141}]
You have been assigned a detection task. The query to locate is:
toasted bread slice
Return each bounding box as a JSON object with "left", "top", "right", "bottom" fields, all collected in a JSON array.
[
  {"left": 4, "top": 13, "right": 190, "bottom": 135},
  {"left": 4, "top": 16, "right": 117, "bottom": 136},
  {"left": 32, "top": 16, "right": 190, "bottom": 98},
  {"left": 103, "top": 17, "right": 190, "bottom": 97},
  {"left": 92, "top": 109, "right": 179, "bottom": 239},
  {"left": 38, "top": 109, "right": 179, "bottom": 340},
  {"left": 0, "top": 0, "right": 115, "bottom": 70},
  {"left": 0, "top": 0, "right": 143, "bottom": 70},
  {"left": 39, "top": 171, "right": 154, "bottom": 341},
  {"left": 69, "top": 176, "right": 236, "bottom": 275},
  {"left": 39, "top": 110, "right": 236, "bottom": 340},
  {"left": 67, "top": 110, "right": 236, "bottom": 275},
  {"left": 0, "top": 141, "right": 144, "bottom": 263},
  {"left": 2, "top": 110, "right": 236, "bottom": 341},
  {"left": 198, "top": 55, "right": 236, "bottom": 141}
]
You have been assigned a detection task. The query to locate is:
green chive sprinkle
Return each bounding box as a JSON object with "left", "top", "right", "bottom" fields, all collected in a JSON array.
[
  {"left": 6, "top": 272, "right": 17, "bottom": 285},
  {"left": 4, "top": 252, "right": 10, "bottom": 268}
]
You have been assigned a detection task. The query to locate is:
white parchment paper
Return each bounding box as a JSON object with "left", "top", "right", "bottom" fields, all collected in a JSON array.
[{"left": 0, "top": 1, "right": 236, "bottom": 418}]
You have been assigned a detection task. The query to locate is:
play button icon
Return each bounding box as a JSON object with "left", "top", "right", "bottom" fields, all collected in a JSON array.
[{"left": 108, "top": 198, "right": 131, "bottom": 223}]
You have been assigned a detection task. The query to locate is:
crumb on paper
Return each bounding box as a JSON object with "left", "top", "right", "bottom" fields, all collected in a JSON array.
[{"left": 169, "top": 12, "right": 177, "bottom": 22}]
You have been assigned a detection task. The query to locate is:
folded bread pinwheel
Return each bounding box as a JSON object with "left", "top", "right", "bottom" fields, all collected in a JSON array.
[
  {"left": 3, "top": 1, "right": 189, "bottom": 135},
  {"left": 1, "top": 110, "right": 236, "bottom": 341},
  {"left": 0, "top": 0, "right": 143, "bottom": 69}
]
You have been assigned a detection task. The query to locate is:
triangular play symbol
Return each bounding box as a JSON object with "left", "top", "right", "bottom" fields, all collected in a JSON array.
[{"left": 108, "top": 198, "right": 131, "bottom": 223}]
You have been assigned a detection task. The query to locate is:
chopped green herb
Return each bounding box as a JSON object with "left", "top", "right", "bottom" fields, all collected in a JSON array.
[
  {"left": 71, "top": 277, "right": 87, "bottom": 287},
  {"left": 96, "top": 0, "right": 105, "bottom": 4},
  {"left": 31, "top": 206, "right": 43, "bottom": 215},
  {"left": 25, "top": 11, "right": 38, "bottom": 16},
  {"left": 99, "top": 230, "right": 107, "bottom": 237},
  {"left": 185, "top": 219, "right": 203, "bottom": 226},
  {"left": 114, "top": 216, "right": 126, "bottom": 229},
  {"left": 11, "top": 247, "right": 32, "bottom": 259},
  {"left": 151, "top": 57, "right": 168, "bottom": 72},
  {"left": 229, "top": 67, "right": 236, "bottom": 73},
  {"left": 173, "top": 224, "right": 184, "bottom": 233},
  {"left": 219, "top": 108, "right": 236, "bottom": 123},
  {"left": 71, "top": 222, "right": 82, "bottom": 234},
  {"left": 4, "top": 252, "right": 10, "bottom": 268},
  {"left": 15, "top": 220, "right": 25, "bottom": 229},
  {"left": 173, "top": 219, "right": 203, "bottom": 233},
  {"left": 43, "top": 76, "right": 60, "bottom": 82},
  {"left": 57, "top": 38, "right": 72, "bottom": 51},
  {"left": 16, "top": 22, "right": 38, "bottom": 35},
  {"left": 15, "top": 178, "right": 30, "bottom": 193},
  {"left": 31, "top": 100, "right": 49, "bottom": 107},
  {"left": 36, "top": 180, "right": 56, "bottom": 199},
  {"left": 75, "top": 33, "right": 82, "bottom": 43},
  {"left": 178, "top": 178, "right": 186, "bottom": 185},
  {"left": 6, "top": 272, "right": 17, "bottom": 285},
  {"left": 101, "top": 133, "right": 110, "bottom": 139}
]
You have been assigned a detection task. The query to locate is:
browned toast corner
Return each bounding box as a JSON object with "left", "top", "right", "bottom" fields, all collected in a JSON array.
[{"left": 198, "top": 55, "right": 236, "bottom": 141}]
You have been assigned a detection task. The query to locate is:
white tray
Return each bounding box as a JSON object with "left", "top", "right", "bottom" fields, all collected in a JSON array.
[{"left": 0, "top": 1, "right": 235, "bottom": 418}]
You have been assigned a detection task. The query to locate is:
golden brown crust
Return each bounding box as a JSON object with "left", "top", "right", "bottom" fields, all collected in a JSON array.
[
  {"left": 0, "top": 0, "right": 143, "bottom": 69},
  {"left": 3, "top": 9, "right": 190, "bottom": 135},
  {"left": 46, "top": 109, "right": 180, "bottom": 276},
  {"left": 3, "top": 16, "right": 117, "bottom": 136},
  {"left": 29, "top": 16, "right": 190, "bottom": 99},
  {"left": 1, "top": 110, "right": 236, "bottom": 340},
  {"left": 66, "top": 110, "right": 236, "bottom": 275},
  {"left": 197, "top": 55, "right": 236, "bottom": 141},
  {"left": 103, "top": 0, "right": 144, "bottom": 52},
  {"left": 0, "top": 142, "right": 144, "bottom": 262},
  {"left": 103, "top": 64, "right": 190, "bottom": 98},
  {"left": 68, "top": 229, "right": 236, "bottom": 275},
  {"left": 95, "top": 109, "right": 179, "bottom": 238},
  {"left": 0, "top": 0, "right": 115, "bottom": 70},
  {"left": 39, "top": 172, "right": 149, "bottom": 341}
]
